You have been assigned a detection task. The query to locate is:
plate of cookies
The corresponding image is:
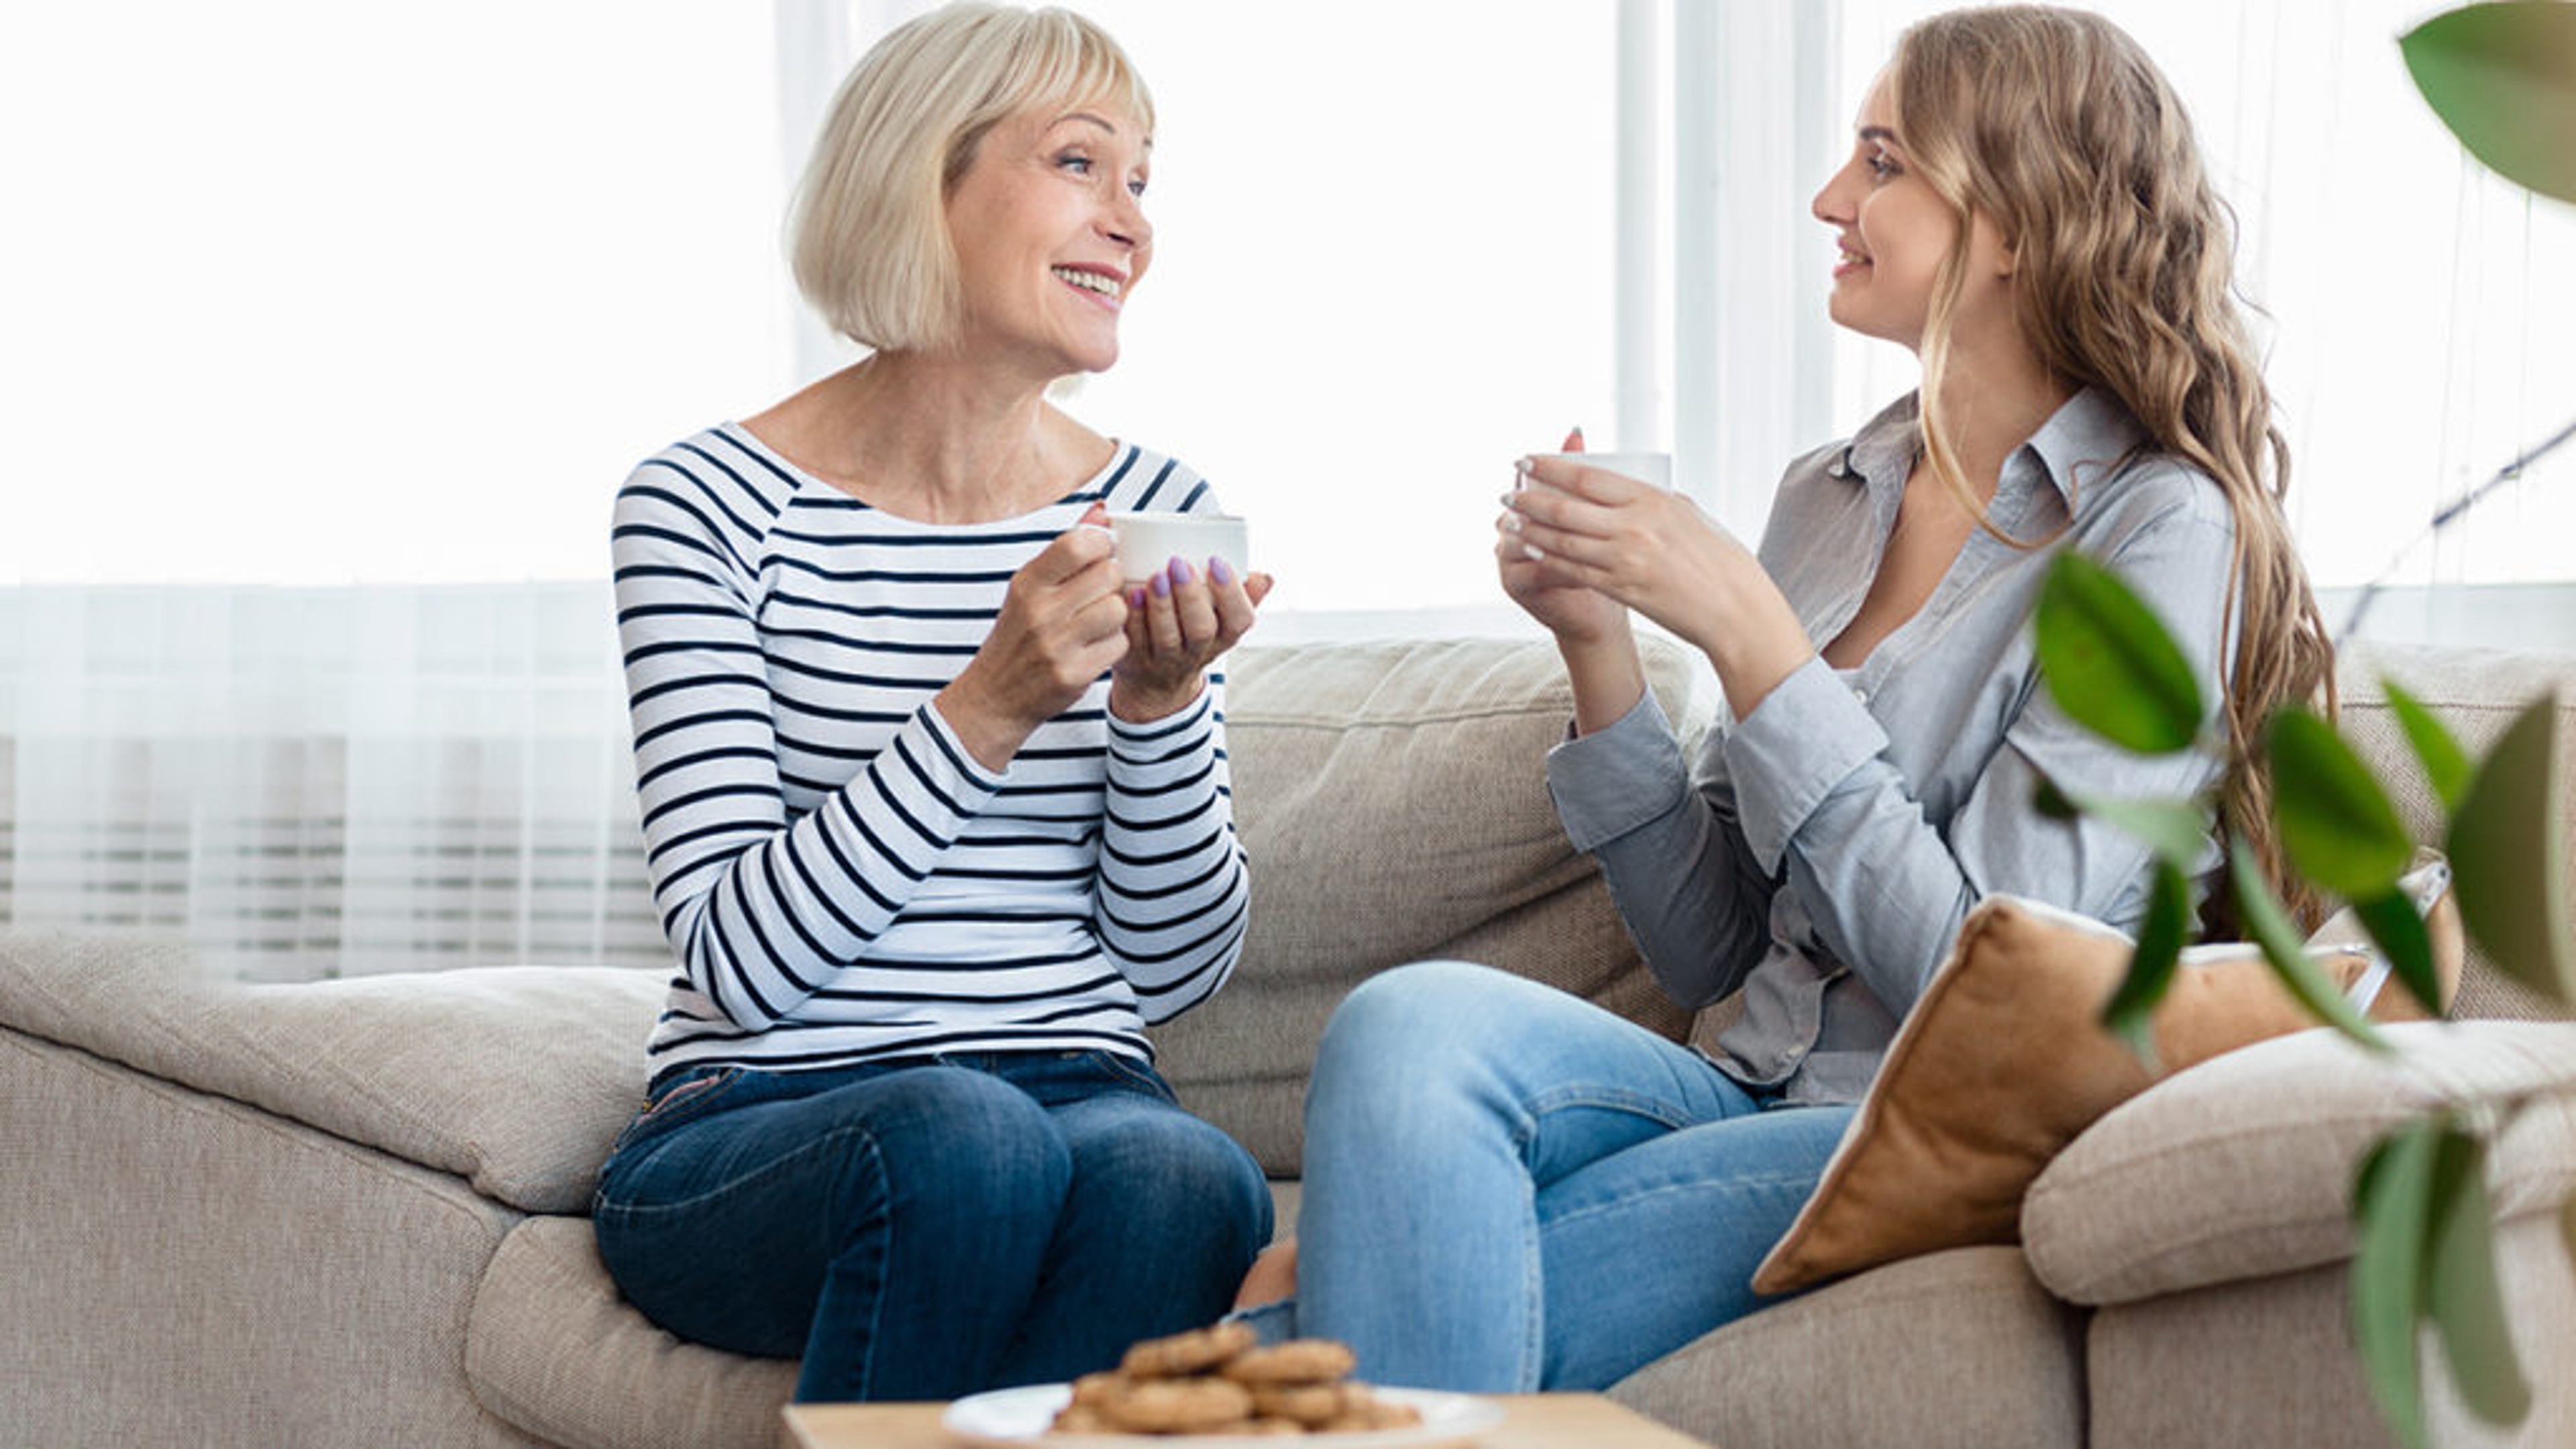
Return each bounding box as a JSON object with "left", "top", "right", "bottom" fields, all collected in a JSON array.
[{"left": 942, "top": 1321, "right": 1505, "bottom": 1448}]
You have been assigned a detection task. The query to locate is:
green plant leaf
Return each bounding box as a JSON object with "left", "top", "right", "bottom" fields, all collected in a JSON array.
[
  {"left": 2035, "top": 553, "right": 2204, "bottom": 755},
  {"left": 2400, "top": 1, "right": 2576, "bottom": 205},
  {"left": 2424, "top": 1129, "right": 2532, "bottom": 1426},
  {"left": 2447, "top": 693, "right": 2575, "bottom": 1008},
  {"left": 2352, "top": 1120, "right": 2442, "bottom": 1449},
  {"left": 2270, "top": 708, "right": 2415, "bottom": 897},
  {"left": 2355, "top": 887, "right": 2444, "bottom": 1019},
  {"left": 2101, "top": 859, "right": 2190, "bottom": 1069},
  {"left": 2232, "top": 838, "right": 2392, "bottom": 1051},
  {"left": 2033, "top": 775, "right": 2078, "bottom": 820},
  {"left": 2385, "top": 679, "right": 2475, "bottom": 814}
]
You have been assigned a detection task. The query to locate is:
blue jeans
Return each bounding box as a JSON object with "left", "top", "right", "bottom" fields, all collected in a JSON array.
[
  {"left": 592, "top": 1050, "right": 1271, "bottom": 1403},
  {"left": 1275, "top": 960, "right": 1854, "bottom": 1392}
]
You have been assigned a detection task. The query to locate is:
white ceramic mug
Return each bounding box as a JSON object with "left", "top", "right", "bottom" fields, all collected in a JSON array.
[{"left": 1103, "top": 512, "right": 1250, "bottom": 584}]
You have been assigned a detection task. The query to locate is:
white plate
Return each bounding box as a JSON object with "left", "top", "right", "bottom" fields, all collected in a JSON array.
[{"left": 941, "top": 1383, "right": 1506, "bottom": 1449}]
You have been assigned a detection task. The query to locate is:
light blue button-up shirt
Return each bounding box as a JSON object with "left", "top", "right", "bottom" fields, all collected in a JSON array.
[{"left": 1546, "top": 387, "right": 2241, "bottom": 1104}]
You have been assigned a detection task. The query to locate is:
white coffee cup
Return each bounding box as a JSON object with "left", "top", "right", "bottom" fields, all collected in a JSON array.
[
  {"left": 1522, "top": 450, "right": 1673, "bottom": 492},
  {"left": 1103, "top": 512, "right": 1249, "bottom": 585}
]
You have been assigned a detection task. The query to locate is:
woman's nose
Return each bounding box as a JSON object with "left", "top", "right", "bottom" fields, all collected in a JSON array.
[
  {"left": 1812, "top": 170, "right": 1849, "bottom": 226},
  {"left": 1106, "top": 191, "right": 1151, "bottom": 252}
]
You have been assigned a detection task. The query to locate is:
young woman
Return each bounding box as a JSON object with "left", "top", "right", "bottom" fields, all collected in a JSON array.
[
  {"left": 594, "top": 3, "right": 1275, "bottom": 1403},
  {"left": 1240, "top": 4, "right": 2331, "bottom": 1391}
]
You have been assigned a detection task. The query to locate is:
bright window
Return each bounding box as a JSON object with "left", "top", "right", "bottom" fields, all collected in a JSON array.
[
  {"left": 0, "top": 2, "right": 792, "bottom": 586},
  {"left": 4, "top": 1, "right": 2568, "bottom": 602}
]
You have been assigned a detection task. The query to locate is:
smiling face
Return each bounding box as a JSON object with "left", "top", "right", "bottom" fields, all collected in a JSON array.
[
  {"left": 941, "top": 102, "right": 1152, "bottom": 380},
  {"left": 1810, "top": 72, "right": 2012, "bottom": 354}
]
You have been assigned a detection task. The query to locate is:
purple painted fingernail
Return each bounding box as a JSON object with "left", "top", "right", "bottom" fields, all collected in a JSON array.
[
  {"left": 1209, "top": 556, "right": 1235, "bottom": 586},
  {"left": 1150, "top": 570, "right": 1171, "bottom": 599},
  {"left": 1129, "top": 587, "right": 1148, "bottom": 608},
  {"left": 1167, "top": 557, "right": 1195, "bottom": 587}
]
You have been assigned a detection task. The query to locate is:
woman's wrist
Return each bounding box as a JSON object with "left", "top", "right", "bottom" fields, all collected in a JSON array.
[
  {"left": 933, "top": 671, "right": 1034, "bottom": 774},
  {"left": 1688, "top": 574, "right": 1813, "bottom": 720},
  {"left": 1108, "top": 675, "right": 1204, "bottom": 725},
  {"left": 1559, "top": 622, "right": 1646, "bottom": 737}
]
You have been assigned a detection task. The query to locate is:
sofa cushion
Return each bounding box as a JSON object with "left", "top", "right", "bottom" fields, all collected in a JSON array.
[
  {"left": 1749, "top": 865, "right": 2457, "bottom": 1295},
  {"left": 0, "top": 926, "right": 662, "bottom": 1214},
  {"left": 2337, "top": 640, "right": 2576, "bottom": 1022},
  {"left": 1153, "top": 635, "right": 1709, "bottom": 1175},
  {"left": 2023, "top": 1017, "right": 2576, "bottom": 1307},
  {"left": 468, "top": 1216, "right": 797, "bottom": 1449},
  {"left": 1612, "top": 1246, "right": 2084, "bottom": 1449}
]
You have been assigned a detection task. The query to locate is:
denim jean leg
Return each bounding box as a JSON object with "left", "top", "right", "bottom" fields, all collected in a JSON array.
[
  {"left": 593, "top": 1062, "right": 1075, "bottom": 1403},
  {"left": 1535, "top": 1099, "right": 1857, "bottom": 1388},
  {"left": 991, "top": 1055, "right": 1273, "bottom": 1385},
  {"left": 1297, "top": 960, "right": 1760, "bottom": 1391}
]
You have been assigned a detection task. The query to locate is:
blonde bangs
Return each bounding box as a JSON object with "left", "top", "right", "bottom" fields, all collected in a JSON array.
[{"left": 945, "top": 9, "right": 1155, "bottom": 189}]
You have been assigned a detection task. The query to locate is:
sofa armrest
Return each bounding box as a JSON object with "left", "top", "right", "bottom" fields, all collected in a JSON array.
[
  {"left": 0, "top": 927, "right": 663, "bottom": 1214},
  {"left": 2022, "top": 1019, "right": 2576, "bottom": 1307}
]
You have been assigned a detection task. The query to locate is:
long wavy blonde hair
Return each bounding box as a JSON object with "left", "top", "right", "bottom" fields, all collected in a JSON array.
[{"left": 1891, "top": 5, "right": 2335, "bottom": 929}]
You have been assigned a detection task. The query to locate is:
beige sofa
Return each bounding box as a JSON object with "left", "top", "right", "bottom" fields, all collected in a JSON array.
[{"left": 4, "top": 633, "right": 2572, "bottom": 1448}]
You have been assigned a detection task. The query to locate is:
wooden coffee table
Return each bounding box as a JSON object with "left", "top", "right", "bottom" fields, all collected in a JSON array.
[{"left": 784, "top": 1393, "right": 1711, "bottom": 1448}]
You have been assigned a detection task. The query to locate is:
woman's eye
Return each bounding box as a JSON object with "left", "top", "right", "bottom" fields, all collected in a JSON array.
[
  {"left": 1127, "top": 178, "right": 1148, "bottom": 199},
  {"left": 1057, "top": 151, "right": 1093, "bottom": 174},
  {"left": 1866, "top": 152, "right": 1901, "bottom": 181}
]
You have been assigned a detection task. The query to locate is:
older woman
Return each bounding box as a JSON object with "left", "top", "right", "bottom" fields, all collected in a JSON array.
[{"left": 594, "top": 3, "right": 1274, "bottom": 1403}]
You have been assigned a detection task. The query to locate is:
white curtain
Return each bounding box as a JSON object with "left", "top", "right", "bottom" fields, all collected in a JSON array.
[{"left": 0, "top": 586, "right": 657, "bottom": 982}]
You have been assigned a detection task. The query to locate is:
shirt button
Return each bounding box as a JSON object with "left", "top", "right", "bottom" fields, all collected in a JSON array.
[{"left": 1851, "top": 686, "right": 1869, "bottom": 705}]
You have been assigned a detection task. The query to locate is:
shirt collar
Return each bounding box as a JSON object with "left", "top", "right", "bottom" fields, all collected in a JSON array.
[
  {"left": 2017, "top": 384, "right": 2150, "bottom": 515},
  {"left": 1826, "top": 392, "right": 1921, "bottom": 489},
  {"left": 1825, "top": 385, "right": 2150, "bottom": 521}
]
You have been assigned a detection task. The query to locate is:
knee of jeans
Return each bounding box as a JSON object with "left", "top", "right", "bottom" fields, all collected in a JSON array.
[
  {"left": 1309, "top": 959, "right": 1507, "bottom": 1120},
  {"left": 1093, "top": 1113, "right": 1273, "bottom": 1248},
  {"left": 861, "top": 1067, "right": 1072, "bottom": 1215}
]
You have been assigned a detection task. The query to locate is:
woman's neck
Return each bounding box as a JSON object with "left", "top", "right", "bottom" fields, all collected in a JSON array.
[
  {"left": 1925, "top": 324, "right": 2076, "bottom": 502},
  {"left": 749, "top": 352, "right": 1082, "bottom": 523}
]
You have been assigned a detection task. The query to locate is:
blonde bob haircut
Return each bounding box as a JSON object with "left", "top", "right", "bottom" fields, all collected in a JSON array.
[{"left": 791, "top": 3, "right": 1155, "bottom": 354}]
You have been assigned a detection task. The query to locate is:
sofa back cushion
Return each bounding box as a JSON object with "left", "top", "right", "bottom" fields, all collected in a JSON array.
[
  {"left": 2336, "top": 641, "right": 2576, "bottom": 1022},
  {"left": 1150, "top": 634, "right": 1710, "bottom": 1176}
]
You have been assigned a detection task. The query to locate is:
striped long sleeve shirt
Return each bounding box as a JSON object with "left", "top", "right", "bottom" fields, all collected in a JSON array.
[{"left": 610, "top": 425, "right": 1250, "bottom": 1091}]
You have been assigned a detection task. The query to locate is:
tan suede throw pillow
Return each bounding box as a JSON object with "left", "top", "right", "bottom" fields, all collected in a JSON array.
[{"left": 1749, "top": 867, "right": 2460, "bottom": 1296}]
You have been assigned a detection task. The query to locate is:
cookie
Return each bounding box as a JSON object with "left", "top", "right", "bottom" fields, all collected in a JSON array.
[
  {"left": 1067, "top": 1371, "right": 1126, "bottom": 1408},
  {"left": 1184, "top": 1418, "right": 1307, "bottom": 1438},
  {"left": 1048, "top": 1404, "right": 1112, "bottom": 1434},
  {"left": 1248, "top": 1380, "right": 1364, "bottom": 1427},
  {"left": 1218, "top": 1339, "right": 1359, "bottom": 1386},
  {"left": 1120, "top": 1319, "right": 1259, "bottom": 1379},
  {"left": 1092, "top": 1375, "right": 1256, "bottom": 1434}
]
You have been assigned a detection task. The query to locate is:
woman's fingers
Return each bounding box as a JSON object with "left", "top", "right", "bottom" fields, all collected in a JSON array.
[
  {"left": 1140, "top": 563, "right": 1187, "bottom": 657},
  {"left": 1507, "top": 471, "right": 1638, "bottom": 543},
  {"left": 1205, "top": 559, "right": 1261, "bottom": 640},
  {"left": 1517, "top": 453, "right": 1649, "bottom": 505}
]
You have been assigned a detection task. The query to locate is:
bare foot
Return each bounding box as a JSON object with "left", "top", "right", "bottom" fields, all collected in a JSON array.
[{"left": 1234, "top": 1237, "right": 1298, "bottom": 1309}]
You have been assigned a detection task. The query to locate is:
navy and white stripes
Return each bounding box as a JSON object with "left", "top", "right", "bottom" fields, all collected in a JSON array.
[{"left": 611, "top": 425, "right": 1246, "bottom": 1090}]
